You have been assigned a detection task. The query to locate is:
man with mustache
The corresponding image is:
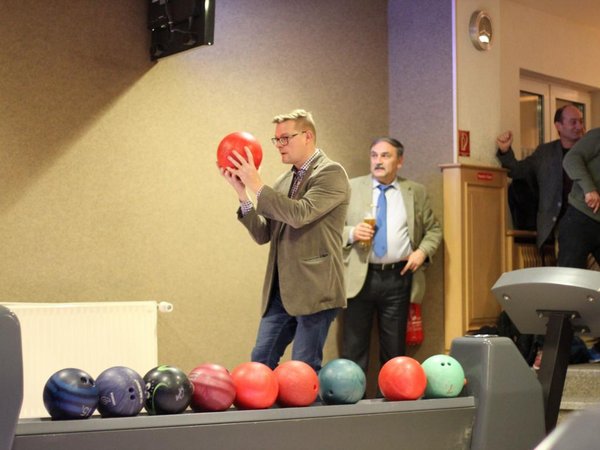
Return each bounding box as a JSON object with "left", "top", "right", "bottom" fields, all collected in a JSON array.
[{"left": 341, "top": 137, "right": 441, "bottom": 380}]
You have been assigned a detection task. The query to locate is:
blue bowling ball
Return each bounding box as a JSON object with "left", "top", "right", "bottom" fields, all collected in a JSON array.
[
  {"left": 96, "top": 366, "right": 146, "bottom": 417},
  {"left": 43, "top": 368, "right": 99, "bottom": 420},
  {"left": 318, "top": 359, "right": 366, "bottom": 405}
]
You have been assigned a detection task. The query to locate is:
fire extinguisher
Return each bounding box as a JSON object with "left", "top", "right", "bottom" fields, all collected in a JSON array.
[{"left": 406, "top": 303, "right": 424, "bottom": 346}]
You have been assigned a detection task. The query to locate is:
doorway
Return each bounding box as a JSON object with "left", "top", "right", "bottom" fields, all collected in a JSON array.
[{"left": 519, "top": 77, "right": 590, "bottom": 158}]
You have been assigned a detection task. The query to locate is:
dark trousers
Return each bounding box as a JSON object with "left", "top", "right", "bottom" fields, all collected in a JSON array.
[
  {"left": 558, "top": 205, "right": 600, "bottom": 268},
  {"left": 342, "top": 268, "right": 412, "bottom": 375}
]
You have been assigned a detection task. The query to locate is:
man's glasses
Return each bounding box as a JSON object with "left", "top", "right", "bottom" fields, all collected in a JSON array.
[{"left": 271, "top": 131, "right": 307, "bottom": 146}]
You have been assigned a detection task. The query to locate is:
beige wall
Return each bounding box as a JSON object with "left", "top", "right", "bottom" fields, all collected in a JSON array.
[
  {"left": 457, "top": 0, "right": 600, "bottom": 166},
  {"left": 500, "top": 1, "right": 600, "bottom": 141},
  {"left": 456, "top": 0, "right": 502, "bottom": 165},
  {"left": 0, "top": 0, "right": 388, "bottom": 373}
]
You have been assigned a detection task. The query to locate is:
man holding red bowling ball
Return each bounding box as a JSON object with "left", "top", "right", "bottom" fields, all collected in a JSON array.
[{"left": 219, "top": 109, "right": 350, "bottom": 372}]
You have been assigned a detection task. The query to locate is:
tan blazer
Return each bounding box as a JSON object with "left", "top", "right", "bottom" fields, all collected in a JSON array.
[
  {"left": 239, "top": 151, "right": 350, "bottom": 316},
  {"left": 342, "top": 175, "right": 442, "bottom": 304}
]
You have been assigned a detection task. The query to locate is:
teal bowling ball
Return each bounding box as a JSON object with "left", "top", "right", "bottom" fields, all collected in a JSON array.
[
  {"left": 421, "top": 355, "right": 465, "bottom": 398},
  {"left": 318, "top": 359, "right": 366, "bottom": 405}
]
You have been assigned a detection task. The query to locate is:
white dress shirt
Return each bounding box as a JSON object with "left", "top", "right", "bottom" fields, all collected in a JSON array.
[{"left": 369, "top": 179, "right": 413, "bottom": 264}]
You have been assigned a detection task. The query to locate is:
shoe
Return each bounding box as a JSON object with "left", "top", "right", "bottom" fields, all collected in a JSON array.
[{"left": 588, "top": 346, "right": 600, "bottom": 363}]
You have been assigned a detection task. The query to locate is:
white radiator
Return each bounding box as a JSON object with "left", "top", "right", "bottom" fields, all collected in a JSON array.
[{"left": 1, "top": 301, "right": 171, "bottom": 419}]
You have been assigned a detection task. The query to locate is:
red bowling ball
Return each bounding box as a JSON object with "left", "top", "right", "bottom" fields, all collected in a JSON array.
[
  {"left": 378, "top": 356, "right": 427, "bottom": 401},
  {"left": 273, "top": 360, "right": 319, "bottom": 407},
  {"left": 231, "top": 362, "right": 278, "bottom": 410},
  {"left": 217, "top": 131, "right": 263, "bottom": 169},
  {"left": 188, "top": 363, "right": 236, "bottom": 412}
]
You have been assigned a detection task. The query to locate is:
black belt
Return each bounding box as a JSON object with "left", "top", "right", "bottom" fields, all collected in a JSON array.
[{"left": 368, "top": 261, "right": 407, "bottom": 271}]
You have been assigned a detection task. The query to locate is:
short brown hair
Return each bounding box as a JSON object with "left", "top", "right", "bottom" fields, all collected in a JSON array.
[{"left": 272, "top": 109, "right": 317, "bottom": 142}]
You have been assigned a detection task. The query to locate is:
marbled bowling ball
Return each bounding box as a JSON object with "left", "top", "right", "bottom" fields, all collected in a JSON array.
[
  {"left": 143, "top": 365, "right": 193, "bottom": 415},
  {"left": 96, "top": 366, "right": 146, "bottom": 417},
  {"left": 318, "top": 359, "right": 366, "bottom": 405},
  {"left": 188, "top": 363, "right": 236, "bottom": 412},
  {"left": 43, "top": 368, "right": 98, "bottom": 420}
]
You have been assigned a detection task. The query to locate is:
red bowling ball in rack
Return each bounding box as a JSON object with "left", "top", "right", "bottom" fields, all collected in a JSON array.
[
  {"left": 378, "top": 356, "right": 427, "bottom": 401},
  {"left": 231, "top": 362, "right": 278, "bottom": 410},
  {"left": 273, "top": 360, "right": 319, "bottom": 407}
]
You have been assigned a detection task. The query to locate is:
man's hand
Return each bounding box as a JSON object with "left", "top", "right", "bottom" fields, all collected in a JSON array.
[
  {"left": 401, "top": 249, "right": 427, "bottom": 275},
  {"left": 218, "top": 163, "right": 249, "bottom": 201},
  {"left": 496, "top": 131, "right": 513, "bottom": 153},
  {"left": 353, "top": 221, "right": 375, "bottom": 243},
  {"left": 585, "top": 190, "right": 600, "bottom": 213},
  {"left": 226, "top": 147, "right": 264, "bottom": 194}
]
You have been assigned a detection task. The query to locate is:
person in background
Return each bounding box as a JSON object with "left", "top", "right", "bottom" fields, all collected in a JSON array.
[
  {"left": 561, "top": 126, "right": 600, "bottom": 361},
  {"left": 559, "top": 127, "right": 600, "bottom": 268},
  {"left": 496, "top": 105, "right": 588, "bottom": 368},
  {"left": 219, "top": 109, "right": 350, "bottom": 372},
  {"left": 341, "top": 136, "right": 441, "bottom": 379},
  {"left": 496, "top": 104, "right": 585, "bottom": 248}
]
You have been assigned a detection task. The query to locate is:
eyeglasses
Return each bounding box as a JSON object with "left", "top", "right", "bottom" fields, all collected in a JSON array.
[{"left": 271, "top": 131, "right": 306, "bottom": 146}]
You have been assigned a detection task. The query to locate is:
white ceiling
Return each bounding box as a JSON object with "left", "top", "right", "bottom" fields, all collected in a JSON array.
[{"left": 510, "top": 0, "right": 600, "bottom": 30}]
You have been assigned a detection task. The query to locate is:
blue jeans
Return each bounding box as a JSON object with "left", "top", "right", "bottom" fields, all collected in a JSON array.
[
  {"left": 251, "top": 283, "right": 339, "bottom": 372},
  {"left": 558, "top": 205, "right": 600, "bottom": 268}
]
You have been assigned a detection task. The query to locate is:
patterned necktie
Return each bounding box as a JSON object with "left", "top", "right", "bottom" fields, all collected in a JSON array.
[
  {"left": 373, "top": 184, "right": 392, "bottom": 257},
  {"left": 288, "top": 169, "right": 303, "bottom": 198}
]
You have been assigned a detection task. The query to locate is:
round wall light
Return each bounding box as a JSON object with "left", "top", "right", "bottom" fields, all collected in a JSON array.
[{"left": 469, "top": 10, "right": 493, "bottom": 51}]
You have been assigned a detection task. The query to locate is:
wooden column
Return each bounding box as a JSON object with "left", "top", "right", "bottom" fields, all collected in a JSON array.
[{"left": 441, "top": 164, "right": 507, "bottom": 351}]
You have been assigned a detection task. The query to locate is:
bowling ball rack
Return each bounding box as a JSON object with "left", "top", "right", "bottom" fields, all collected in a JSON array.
[
  {"left": 16, "top": 397, "right": 475, "bottom": 450},
  {"left": 5, "top": 335, "right": 546, "bottom": 449},
  {"left": 8, "top": 266, "right": 600, "bottom": 450}
]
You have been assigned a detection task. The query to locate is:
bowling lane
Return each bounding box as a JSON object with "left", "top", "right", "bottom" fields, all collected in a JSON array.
[{"left": 15, "top": 397, "right": 475, "bottom": 450}]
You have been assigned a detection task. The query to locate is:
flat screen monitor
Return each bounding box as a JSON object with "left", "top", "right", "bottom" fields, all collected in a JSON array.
[{"left": 148, "top": 0, "right": 215, "bottom": 60}]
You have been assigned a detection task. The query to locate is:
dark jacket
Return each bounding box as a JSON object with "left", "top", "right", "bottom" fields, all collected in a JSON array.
[{"left": 497, "top": 140, "right": 565, "bottom": 248}]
